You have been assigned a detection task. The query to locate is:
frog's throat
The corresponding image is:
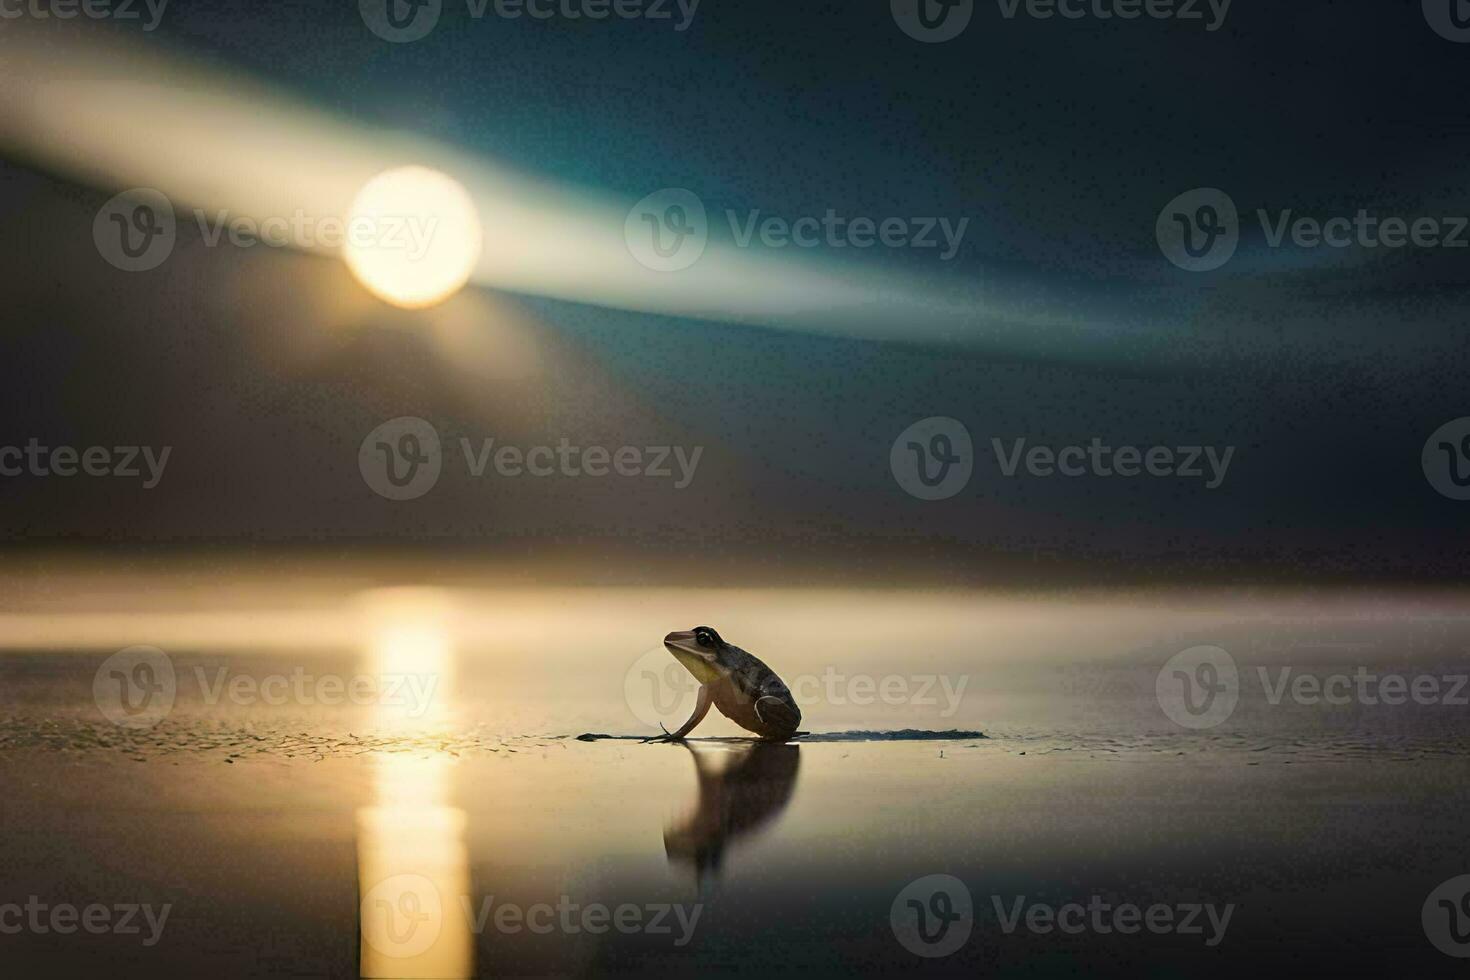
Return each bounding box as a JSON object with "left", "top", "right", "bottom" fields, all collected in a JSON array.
[{"left": 668, "top": 646, "right": 724, "bottom": 685}]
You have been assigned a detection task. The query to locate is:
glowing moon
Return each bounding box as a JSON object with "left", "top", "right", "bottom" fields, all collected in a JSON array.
[{"left": 343, "top": 166, "right": 482, "bottom": 309}]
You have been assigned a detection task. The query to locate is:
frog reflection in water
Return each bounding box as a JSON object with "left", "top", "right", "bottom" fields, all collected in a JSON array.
[{"left": 664, "top": 742, "right": 801, "bottom": 880}]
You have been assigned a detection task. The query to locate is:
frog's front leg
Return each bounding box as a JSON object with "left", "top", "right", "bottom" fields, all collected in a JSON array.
[{"left": 644, "top": 682, "right": 712, "bottom": 742}]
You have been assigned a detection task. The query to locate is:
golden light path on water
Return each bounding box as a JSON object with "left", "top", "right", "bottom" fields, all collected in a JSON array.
[
  {"left": 3, "top": 565, "right": 1470, "bottom": 975},
  {"left": 355, "top": 589, "right": 473, "bottom": 978}
]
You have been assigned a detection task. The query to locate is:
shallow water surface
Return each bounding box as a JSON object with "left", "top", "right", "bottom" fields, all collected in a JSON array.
[{"left": 3, "top": 579, "right": 1470, "bottom": 976}]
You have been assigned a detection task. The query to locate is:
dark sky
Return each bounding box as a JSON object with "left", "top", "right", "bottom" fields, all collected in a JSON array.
[{"left": 2, "top": 0, "right": 1469, "bottom": 584}]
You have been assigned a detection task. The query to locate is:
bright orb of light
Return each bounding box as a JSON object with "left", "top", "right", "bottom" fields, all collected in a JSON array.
[{"left": 343, "top": 166, "right": 482, "bottom": 309}]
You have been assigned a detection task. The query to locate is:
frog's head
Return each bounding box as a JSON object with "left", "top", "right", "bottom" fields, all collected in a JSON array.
[{"left": 664, "top": 626, "right": 733, "bottom": 685}]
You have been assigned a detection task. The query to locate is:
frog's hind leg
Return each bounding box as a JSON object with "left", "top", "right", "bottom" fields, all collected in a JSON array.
[{"left": 753, "top": 695, "right": 802, "bottom": 741}]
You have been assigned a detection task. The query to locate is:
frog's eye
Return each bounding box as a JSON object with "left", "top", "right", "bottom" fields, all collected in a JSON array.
[{"left": 695, "top": 629, "right": 714, "bottom": 648}]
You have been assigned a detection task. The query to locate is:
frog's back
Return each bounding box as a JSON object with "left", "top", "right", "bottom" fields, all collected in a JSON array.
[{"left": 711, "top": 645, "right": 802, "bottom": 740}]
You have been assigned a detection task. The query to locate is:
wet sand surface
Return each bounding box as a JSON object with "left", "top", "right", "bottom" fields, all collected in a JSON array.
[
  {"left": 4, "top": 732, "right": 1469, "bottom": 977},
  {"left": 3, "top": 583, "right": 1470, "bottom": 976}
]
